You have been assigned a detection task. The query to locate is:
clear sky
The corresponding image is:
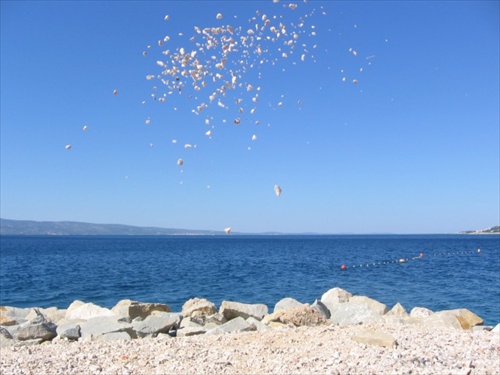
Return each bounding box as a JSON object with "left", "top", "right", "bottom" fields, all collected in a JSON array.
[{"left": 1, "top": 1, "right": 499, "bottom": 234}]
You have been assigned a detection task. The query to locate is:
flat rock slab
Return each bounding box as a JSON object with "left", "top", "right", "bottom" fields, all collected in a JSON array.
[
  {"left": 219, "top": 301, "right": 268, "bottom": 321},
  {"left": 94, "top": 331, "right": 132, "bottom": 342},
  {"left": 132, "top": 313, "right": 181, "bottom": 338},
  {"left": 176, "top": 326, "right": 208, "bottom": 337},
  {"left": 352, "top": 330, "right": 397, "bottom": 348},
  {"left": 80, "top": 317, "right": 133, "bottom": 340},
  {"left": 206, "top": 316, "right": 255, "bottom": 335}
]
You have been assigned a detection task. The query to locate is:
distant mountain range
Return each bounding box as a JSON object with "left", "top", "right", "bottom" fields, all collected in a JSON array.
[
  {"left": 0, "top": 218, "right": 224, "bottom": 236},
  {"left": 1, "top": 218, "right": 498, "bottom": 236},
  {"left": 459, "top": 226, "right": 500, "bottom": 234}
]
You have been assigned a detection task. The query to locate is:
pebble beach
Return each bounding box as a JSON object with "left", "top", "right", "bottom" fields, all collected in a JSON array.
[{"left": 1, "top": 322, "right": 500, "bottom": 375}]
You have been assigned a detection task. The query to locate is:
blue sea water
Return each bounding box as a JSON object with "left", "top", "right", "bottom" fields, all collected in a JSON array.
[{"left": 0, "top": 235, "right": 499, "bottom": 325}]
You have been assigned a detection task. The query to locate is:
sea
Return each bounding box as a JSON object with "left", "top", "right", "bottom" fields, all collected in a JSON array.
[{"left": 1, "top": 235, "right": 499, "bottom": 326}]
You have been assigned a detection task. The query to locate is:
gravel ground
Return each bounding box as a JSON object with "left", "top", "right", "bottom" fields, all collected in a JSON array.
[{"left": 1, "top": 323, "right": 499, "bottom": 375}]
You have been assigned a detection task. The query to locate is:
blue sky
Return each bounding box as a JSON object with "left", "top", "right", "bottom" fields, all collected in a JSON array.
[{"left": 1, "top": 1, "right": 499, "bottom": 234}]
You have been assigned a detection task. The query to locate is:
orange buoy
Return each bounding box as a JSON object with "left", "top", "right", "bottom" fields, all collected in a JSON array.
[{"left": 340, "top": 264, "right": 347, "bottom": 270}]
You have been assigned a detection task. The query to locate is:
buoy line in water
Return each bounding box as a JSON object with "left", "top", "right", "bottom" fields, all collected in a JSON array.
[{"left": 340, "top": 248, "right": 483, "bottom": 271}]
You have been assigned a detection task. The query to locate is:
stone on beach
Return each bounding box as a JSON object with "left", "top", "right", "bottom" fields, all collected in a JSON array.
[
  {"left": 177, "top": 318, "right": 208, "bottom": 337},
  {"left": 422, "top": 309, "right": 484, "bottom": 330},
  {"left": 35, "top": 307, "right": 66, "bottom": 324},
  {"left": 246, "top": 317, "right": 272, "bottom": 332},
  {"left": 203, "top": 313, "right": 227, "bottom": 326},
  {"left": 0, "top": 326, "right": 13, "bottom": 340},
  {"left": 16, "top": 312, "right": 57, "bottom": 342},
  {"left": 273, "top": 297, "right": 303, "bottom": 312},
  {"left": 279, "top": 304, "right": 329, "bottom": 327},
  {"left": 66, "top": 301, "right": 114, "bottom": 321},
  {"left": 410, "top": 306, "right": 434, "bottom": 318},
  {"left": 261, "top": 310, "right": 286, "bottom": 325},
  {"left": 79, "top": 316, "right": 134, "bottom": 341},
  {"left": 94, "top": 331, "right": 132, "bottom": 342},
  {"left": 352, "top": 329, "right": 397, "bottom": 348},
  {"left": 182, "top": 297, "right": 217, "bottom": 319},
  {"left": 329, "top": 302, "right": 382, "bottom": 326},
  {"left": 111, "top": 299, "right": 170, "bottom": 322},
  {"left": 0, "top": 326, "right": 15, "bottom": 348},
  {"left": 311, "top": 299, "right": 331, "bottom": 319},
  {"left": 219, "top": 301, "right": 268, "bottom": 321},
  {"left": 205, "top": 316, "right": 255, "bottom": 335},
  {"left": 132, "top": 312, "right": 182, "bottom": 338},
  {"left": 320, "top": 287, "right": 352, "bottom": 313},
  {"left": 386, "top": 302, "right": 408, "bottom": 317},
  {"left": 348, "top": 295, "right": 388, "bottom": 316},
  {"left": 446, "top": 308, "right": 484, "bottom": 327},
  {"left": 56, "top": 323, "right": 81, "bottom": 341}
]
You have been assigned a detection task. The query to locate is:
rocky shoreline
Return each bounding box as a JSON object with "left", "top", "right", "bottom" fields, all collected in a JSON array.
[{"left": 1, "top": 287, "right": 499, "bottom": 374}]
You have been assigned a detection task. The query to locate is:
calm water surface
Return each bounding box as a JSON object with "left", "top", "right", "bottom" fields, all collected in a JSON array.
[{"left": 1, "top": 235, "right": 499, "bottom": 325}]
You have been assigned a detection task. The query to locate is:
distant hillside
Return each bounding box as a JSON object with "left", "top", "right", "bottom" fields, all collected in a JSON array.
[
  {"left": 460, "top": 226, "right": 500, "bottom": 234},
  {"left": 0, "top": 218, "right": 223, "bottom": 236}
]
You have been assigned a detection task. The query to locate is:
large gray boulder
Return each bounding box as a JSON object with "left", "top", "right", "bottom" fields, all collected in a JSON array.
[
  {"left": 132, "top": 313, "right": 182, "bottom": 338},
  {"left": 320, "top": 287, "right": 353, "bottom": 314},
  {"left": 205, "top": 316, "right": 255, "bottom": 335},
  {"left": 219, "top": 301, "right": 268, "bottom": 321},
  {"left": 79, "top": 316, "right": 134, "bottom": 340},
  {"left": 112, "top": 300, "right": 170, "bottom": 322},
  {"left": 273, "top": 297, "right": 303, "bottom": 313},
  {"left": 16, "top": 312, "right": 57, "bottom": 342}
]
